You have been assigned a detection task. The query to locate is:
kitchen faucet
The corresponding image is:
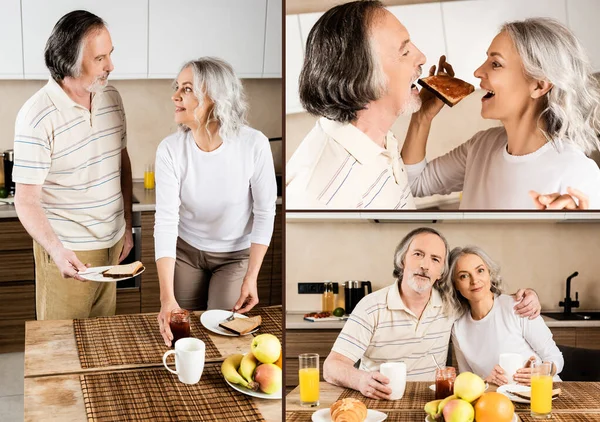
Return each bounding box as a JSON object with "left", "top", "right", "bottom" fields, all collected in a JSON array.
[{"left": 559, "top": 271, "right": 580, "bottom": 315}]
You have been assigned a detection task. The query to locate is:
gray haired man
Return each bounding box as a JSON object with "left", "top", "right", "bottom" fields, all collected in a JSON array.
[
  {"left": 323, "top": 227, "right": 541, "bottom": 399},
  {"left": 14, "top": 10, "right": 133, "bottom": 320}
]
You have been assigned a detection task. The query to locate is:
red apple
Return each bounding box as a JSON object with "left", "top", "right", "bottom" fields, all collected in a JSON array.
[{"left": 253, "top": 363, "right": 282, "bottom": 395}]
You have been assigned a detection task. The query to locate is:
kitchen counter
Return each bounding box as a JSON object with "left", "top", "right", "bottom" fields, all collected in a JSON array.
[
  {"left": 286, "top": 311, "right": 600, "bottom": 329},
  {"left": 0, "top": 181, "right": 281, "bottom": 218}
]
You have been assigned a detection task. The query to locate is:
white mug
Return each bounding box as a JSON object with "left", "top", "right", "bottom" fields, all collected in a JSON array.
[
  {"left": 379, "top": 362, "right": 407, "bottom": 400},
  {"left": 162, "top": 337, "right": 205, "bottom": 385},
  {"left": 499, "top": 353, "right": 523, "bottom": 385}
]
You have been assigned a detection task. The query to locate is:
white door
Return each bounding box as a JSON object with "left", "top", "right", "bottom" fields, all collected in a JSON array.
[
  {"left": 22, "top": 0, "right": 148, "bottom": 79},
  {"left": 264, "top": 0, "right": 282, "bottom": 77},
  {"left": 0, "top": 0, "right": 23, "bottom": 79},
  {"left": 148, "top": 0, "right": 267, "bottom": 79}
]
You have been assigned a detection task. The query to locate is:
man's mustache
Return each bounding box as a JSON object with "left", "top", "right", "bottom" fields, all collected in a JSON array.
[{"left": 412, "top": 271, "right": 430, "bottom": 280}]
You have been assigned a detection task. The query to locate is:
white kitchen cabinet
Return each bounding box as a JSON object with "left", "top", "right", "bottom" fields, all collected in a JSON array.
[
  {"left": 264, "top": 0, "right": 282, "bottom": 77},
  {"left": 388, "top": 3, "right": 446, "bottom": 81},
  {"left": 21, "top": 0, "right": 148, "bottom": 79},
  {"left": 148, "top": 0, "right": 266, "bottom": 79},
  {"left": 442, "top": 0, "right": 568, "bottom": 86},
  {"left": 567, "top": 0, "right": 600, "bottom": 72},
  {"left": 0, "top": 0, "right": 23, "bottom": 78},
  {"left": 286, "top": 15, "right": 304, "bottom": 114}
]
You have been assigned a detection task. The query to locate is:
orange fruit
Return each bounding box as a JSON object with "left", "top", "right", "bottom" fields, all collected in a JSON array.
[
  {"left": 274, "top": 351, "right": 283, "bottom": 369},
  {"left": 474, "top": 392, "right": 514, "bottom": 422}
]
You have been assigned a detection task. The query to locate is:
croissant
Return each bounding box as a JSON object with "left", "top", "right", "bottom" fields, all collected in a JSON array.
[{"left": 330, "top": 398, "right": 368, "bottom": 422}]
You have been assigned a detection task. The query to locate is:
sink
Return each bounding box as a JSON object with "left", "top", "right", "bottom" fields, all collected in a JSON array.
[{"left": 542, "top": 312, "right": 600, "bottom": 321}]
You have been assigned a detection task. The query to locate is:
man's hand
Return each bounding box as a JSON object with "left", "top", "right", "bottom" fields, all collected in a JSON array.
[
  {"left": 50, "top": 247, "right": 88, "bottom": 281},
  {"left": 118, "top": 229, "right": 134, "bottom": 263},
  {"left": 158, "top": 298, "right": 180, "bottom": 347},
  {"left": 513, "top": 288, "right": 541, "bottom": 319},
  {"left": 485, "top": 365, "right": 508, "bottom": 386},
  {"left": 233, "top": 276, "right": 259, "bottom": 314},
  {"left": 358, "top": 371, "right": 392, "bottom": 400},
  {"left": 416, "top": 55, "right": 455, "bottom": 122},
  {"left": 529, "top": 187, "right": 589, "bottom": 210}
]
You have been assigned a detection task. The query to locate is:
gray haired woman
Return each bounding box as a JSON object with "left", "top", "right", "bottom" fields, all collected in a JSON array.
[
  {"left": 448, "top": 246, "right": 563, "bottom": 386},
  {"left": 402, "top": 18, "right": 600, "bottom": 209},
  {"left": 155, "top": 57, "right": 277, "bottom": 346}
]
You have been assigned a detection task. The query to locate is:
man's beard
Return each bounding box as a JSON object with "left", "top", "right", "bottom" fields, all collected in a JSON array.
[
  {"left": 86, "top": 74, "right": 109, "bottom": 93},
  {"left": 402, "top": 94, "right": 422, "bottom": 114},
  {"left": 406, "top": 272, "right": 433, "bottom": 293}
]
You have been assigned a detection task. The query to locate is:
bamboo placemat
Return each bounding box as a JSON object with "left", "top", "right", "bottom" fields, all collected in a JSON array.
[
  {"left": 518, "top": 413, "right": 600, "bottom": 421},
  {"left": 286, "top": 410, "right": 427, "bottom": 421},
  {"left": 74, "top": 313, "right": 220, "bottom": 368},
  {"left": 512, "top": 382, "right": 600, "bottom": 412},
  {"left": 247, "top": 305, "right": 282, "bottom": 341},
  {"left": 336, "top": 382, "right": 434, "bottom": 410},
  {"left": 80, "top": 366, "right": 265, "bottom": 421}
]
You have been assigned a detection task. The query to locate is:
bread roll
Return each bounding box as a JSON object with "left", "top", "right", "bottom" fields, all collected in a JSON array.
[{"left": 330, "top": 398, "right": 367, "bottom": 422}]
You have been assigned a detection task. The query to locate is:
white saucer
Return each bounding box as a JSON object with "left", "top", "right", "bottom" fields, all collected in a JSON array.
[
  {"left": 428, "top": 382, "right": 489, "bottom": 392},
  {"left": 312, "top": 408, "right": 387, "bottom": 422},
  {"left": 200, "top": 310, "right": 259, "bottom": 336},
  {"left": 224, "top": 378, "right": 281, "bottom": 400},
  {"left": 78, "top": 265, "right": 145, "bottom": 282},
  {"left": 497, "top": 384, "right": 558, "bottom": 404}
]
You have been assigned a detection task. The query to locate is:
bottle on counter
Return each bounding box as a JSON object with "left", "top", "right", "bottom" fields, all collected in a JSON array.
[{"left": 322, "top": 281, "right": 334, "bottom": 313}]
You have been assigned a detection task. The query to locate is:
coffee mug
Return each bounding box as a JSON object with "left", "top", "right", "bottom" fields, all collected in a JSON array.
[
  {"left": 379, "top": 362, "right": 407, "bottom": 400},
  {"left": 499, "top": 353, "right": 523, "bottom": 385},
  {"left": 162, "top": 337, "right": 205, "bottom": 384}
]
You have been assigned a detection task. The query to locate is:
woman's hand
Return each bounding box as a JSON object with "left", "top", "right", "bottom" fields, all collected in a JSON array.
[
  {"left": 485, "top": 365, "right": 509, "bottom": 386},
  {"left": 233, "top": 276, "right": 259, "bottom": 313},
  {"left": 158, "top": 298, "right": 180, "bottom": 347},
  {"left": 514, "top": 356, "right": 537, "bottom": 386},
  {"left": 416, "top": 55, "right": 455, "bottom": 122},
  {"left": 529, "top": 187, "right": 589, "bottom": 210}
]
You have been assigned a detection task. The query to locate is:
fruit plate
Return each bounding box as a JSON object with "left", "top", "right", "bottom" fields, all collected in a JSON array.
[
  {"left": 428, "top": 382, "right": 489, "bottom": 392},
  {"left": 224, "top": 378, "right": 282, "bottom": 400},
  {"left": 497, "top": 384, "right": 558, "bottom": 404},
  {"left": 312, "top": 408, "right": 387, "bottom": 422},
  {"left": 200, "top": 310, "right": 259, "bottom": 336},
  {"left": 78, "top": 265, "right": 145, "bottom": 282},
  {"left": 425, "top": 414, "right": 517, "bottom": 422}
]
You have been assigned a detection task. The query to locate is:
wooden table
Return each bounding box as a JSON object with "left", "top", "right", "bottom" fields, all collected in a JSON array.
[
  {"left": 286, "top": 382, "right": 600, "bottom": 421},
  {"left": 24, "top": 312, "right": 282, "bottom": 422}
]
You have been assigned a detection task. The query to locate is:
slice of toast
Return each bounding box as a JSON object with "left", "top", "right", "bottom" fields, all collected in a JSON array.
[
  {"left": 506, "top": 388, "right": 561, "bottom": 401},
  {"left": 219, "top": 315, "right": 262, "bottom": 335},
  {"left": 417, "top": 75, "right": 475, "bottom": 107},
  {"left": 102, "top": 261, "right": 144, "bottom": 278}
]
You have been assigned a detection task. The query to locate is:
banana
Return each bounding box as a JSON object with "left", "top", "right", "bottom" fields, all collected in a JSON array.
[
  {"left": 239, "top": 353, "right": 259, "bottom": 383},
  {"left": 221, "top": 354, "right": 258, "bottom": 391}
]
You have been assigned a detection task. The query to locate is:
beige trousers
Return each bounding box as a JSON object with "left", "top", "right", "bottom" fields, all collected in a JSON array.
[
  {"left": 33, "top": 236, "right": 125, "bottom": 320},
  {"left": 174, "top": 237, "right": 250, "bottom": 311}
]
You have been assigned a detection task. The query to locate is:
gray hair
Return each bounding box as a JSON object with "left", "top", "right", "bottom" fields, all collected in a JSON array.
[
  {"left": 298, "top": 0, "right": 387, "bottom": 123},
  {"left": 392, "top": 227, "right": 455, "bottom": 316},
  {"left": 177, "top": 57, "right": 247, "bottom": 140},
  {"left": 502, "top": 18, "right": 600, "bottom": 155},
  {"left": 446, "top": 246, "right": 505, "bottom": 316}
]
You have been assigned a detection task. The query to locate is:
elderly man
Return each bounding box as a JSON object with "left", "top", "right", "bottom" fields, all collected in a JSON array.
[
  {"left": 286, "top": 0, "right": 447, "bottom": 209},
  {"left": 13, "top": 10, "right": 133, "bottom": 320},
  {"left": 322, "top": 227, "right": 541, "bottom": 399}
]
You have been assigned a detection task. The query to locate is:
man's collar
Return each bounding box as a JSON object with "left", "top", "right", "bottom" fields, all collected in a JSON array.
[
  {"left": 387, "top": 280, "right": 443, "bottom": 311},
  {"left": 45, "top": 78, "right": 103, "bottom": 112},
  {"left": 319, "top": 117, "right": 392, "bottom": 164}
]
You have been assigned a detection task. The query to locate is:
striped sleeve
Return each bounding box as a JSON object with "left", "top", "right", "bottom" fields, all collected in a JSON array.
[
  {"left": 13, "top": 117, "right": 51, "bottom": 185},
  {"left": 331, "top": 296, "right": 376, "bottom": 363}
]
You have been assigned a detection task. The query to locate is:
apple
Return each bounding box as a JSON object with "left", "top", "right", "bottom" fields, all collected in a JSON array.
[
  {"left": 454, "top": 372, "right": 486, "bottom": 402},
  {"left": 442, "top": 399, "right": 474, "bottom": 422},
  {"left": 251, "top": 334, "right": 281, "bottom": 364},
  {"left": 254, "top": 363, "right": 282, "bottom": 394}
]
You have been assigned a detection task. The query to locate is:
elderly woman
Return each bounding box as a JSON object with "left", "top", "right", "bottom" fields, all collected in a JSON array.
[
  {"left": 447, "top": 246, "right": 563, "bottom": 385},
  {"left": 402, "top": 18, "right": 600, "bottom": 209},
  {"left": 155, "top": 57, "right": 277, "bottom": 346}
]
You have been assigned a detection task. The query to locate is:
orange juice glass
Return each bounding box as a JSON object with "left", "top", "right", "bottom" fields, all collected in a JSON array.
[
  {"left": 531, "top": 361, "right": 553, "bottom": 418},
  {"left": 299, "top": 353, "right": 319, "bottom": 407},
  {"left": 144, "top": 164, "right": 155, "bottom": 190}
]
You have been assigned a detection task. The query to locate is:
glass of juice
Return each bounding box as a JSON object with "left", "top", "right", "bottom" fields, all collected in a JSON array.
[
  {"left": 530, "top": 361, "right": 553, "bottom": 419},
  {"left": 435, "top": 366, "right": 456, "bottom": 400},
  {"left": 144, "top": 163, "right": 155, "bottom": 190},
  {"left": 169, "top": 308, "right": 191, "bottom": 347},
  {"left": 299, "top": 353, "right": 320, "bottom": 407}
]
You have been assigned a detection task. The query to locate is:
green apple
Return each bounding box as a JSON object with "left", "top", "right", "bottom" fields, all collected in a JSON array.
[{"left": 251, "top": 334, "right": 281, "bottom": 364}]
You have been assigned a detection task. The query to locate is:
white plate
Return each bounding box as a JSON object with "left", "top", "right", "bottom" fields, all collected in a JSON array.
[
  {"left": 200, "top": 309, "right": 259, "bottom": 337},
  {"left": 312, "top": 408, "right": 387, "bottom": 422},
  {"left": 497, "top": 384, "right": 558, "bottom": 404},
  {"left": 78, "top": 265, "right": 145, "bottom": 282},
  {"left": 224, "top": 378, "right": 281, "bottom": 400},
  {"left": 426, "top": 414, "right": 517, "bottom": 422},
  {"left": 428, "top": 382, "right": 489, "bottom": 392}
]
